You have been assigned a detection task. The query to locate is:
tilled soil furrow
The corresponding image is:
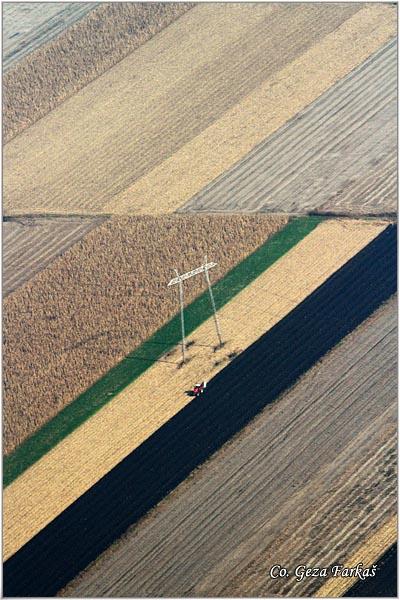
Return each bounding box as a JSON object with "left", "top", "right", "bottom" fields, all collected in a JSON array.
[
  {"left": 3, "top": 218, "right": 104, "bottom": 297},
  {"left": 4, "top": 226, "right": 396, "bottom": 597},
  {"left": 63, "top": 298, "right": 396, "bottom": 598},
  {"left": 181, "top": 39, "right": 396, "bottom": 215},
  {"left": 4, "top": 3, "right": 365, "bottom": 214},
  {"left": 3, "top": 219, "right": 379, "bottom": 558}
]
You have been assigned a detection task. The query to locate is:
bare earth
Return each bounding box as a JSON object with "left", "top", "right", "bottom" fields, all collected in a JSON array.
[
  {"left": 2, "top": 2, "right": 96, "bottom": 71},
  {"left": 3, "top": 219, "right": 385, "bottom": 562},
  {"left": 3, "top": 2, "right": 193, "bottom": 142},
  {"left": 3, "top": 214, "right": 286, "bottom": 455},
  {"left": 180, "top": 40, "right": 397, "bottom": 216},
  {"left": 4, "top": 3, "right": 373, "bottom": 214},
  {"left": 315, "top": 515, "right": 396, "bottom": 597},
  {"left": 62, "top": 296, "right": 396, "bottom": 598},
  {"left": 3, "top": 216, "right": 104, "bottom": 297}
]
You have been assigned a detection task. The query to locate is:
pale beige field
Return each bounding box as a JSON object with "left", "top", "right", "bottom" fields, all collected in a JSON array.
[
  {"left": 108, "top": 4, "right": 396, "bottom": 216},
  {"left": 316, "top": 515, "right": 397, "bottom": 597},
  {"left": 4, "top": 214, "right": 285, "bottom": 455},
  {"left": 3, "top": 219, "right": 386, "bottom": 561},
  {"left": 5, "top": 3, "right": 396, "bottom": 216},
  {"left": 3, "top": 2, "right": 193, "bottom": 142}
]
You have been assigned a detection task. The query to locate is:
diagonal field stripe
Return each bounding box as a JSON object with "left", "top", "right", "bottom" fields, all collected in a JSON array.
[
  {"left": 103, "top": 4, "right": 396, "bottom": 214},
  {"left": 315, "top": 515, "right": 397, "bottom": 598},
  {"left": 3, "top": 216, "right": 317, "bottom": 489},
  {"left": 3, "top": 224, "right": 396, "bottom": 597},
  {"left": 3, "top": 219, "right": 386, "bottom": 562}
]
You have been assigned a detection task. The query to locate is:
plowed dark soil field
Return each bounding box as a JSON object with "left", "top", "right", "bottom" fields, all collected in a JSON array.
[
  {"left": 345, "top": 544, "right": 397, "bottom": 598},
  {"left": 4, "top": 225, "right": 396, "bottom": 598}
]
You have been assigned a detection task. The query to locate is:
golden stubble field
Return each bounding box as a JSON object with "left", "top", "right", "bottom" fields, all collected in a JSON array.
[
  {"left": 3, "top": 214, "right": 286, "bottom": 454},
  {"left": 3, "top": 219, "right": 386, "bottom": 561},
  {"left": 3, "top": 2, "right": 193, "bottom": 142},
  {"left": 6, "top": 3, "right": 397, "bottom": 216}
]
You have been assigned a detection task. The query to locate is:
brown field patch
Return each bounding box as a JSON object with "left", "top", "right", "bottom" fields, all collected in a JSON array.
[
  {"left": 3, "top": 2, "right": 193, "bottom": 142},
  {"left": 60, "top": 292, "right": 396, "bottom": 598},
  {"left": 3, "top": 216, "right": 105, "bottom": 297},
  {"left": 4, "top": 219, "right": 386, "bottom": 561},
  {"left": 5, "top": 3, "right": 377, "bottom": 215},
  {"left": 3, "top": 214, "right": 286, "bottom": 455}
]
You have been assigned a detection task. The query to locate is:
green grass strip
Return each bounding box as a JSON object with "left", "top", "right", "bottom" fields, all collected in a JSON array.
[{"left": 4, "top": 216, "right": 322, "bottom": 487}]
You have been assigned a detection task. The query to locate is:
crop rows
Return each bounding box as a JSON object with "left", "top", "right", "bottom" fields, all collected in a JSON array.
[
  {"left": 180, "top": 40, "right": 396, "bottom": 215},
  {"left": 101, "top": 5, "right": 396, "bottom": 217},
  {"left": 3, "top": 216, "right": 104, "bottom": 297},
  {"left": 3, "top": 2, "right": 192, "bottom": 141},
  {"left": 5, "top": 4, "right": 389, "bottom": 215},
  {"left": 3, "top": 3, "right": 96, "bottom": 71},
  {"left": 4, "top": 214, "right": 286, "bottom": 454},
  {"left": 4, "top": 224, "right": 396, "bottom": 597},
  {"left": 4, "top": 218, "right": 379, "bottom": 561}
]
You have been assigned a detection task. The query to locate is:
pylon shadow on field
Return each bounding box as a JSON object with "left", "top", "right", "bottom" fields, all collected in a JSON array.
[{"left": 124, "top": 355, "right": 178, "bottom": 366}]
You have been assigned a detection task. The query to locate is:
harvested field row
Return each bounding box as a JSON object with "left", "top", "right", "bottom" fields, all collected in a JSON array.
[
  {"left": 3, "top": 214, "right": 287, "bottom": 456},
  {"left": 180, "top": 39, "right": 397, "bottom": 215},
  {"left": 317, "top": 516, "right": 397, "bottom": 598},
  {"left": 104, "top": 4, "right": 396, "bottom": 216},
  {"left": 5, "top": 4, "right": 394, "bottom": 215},
  {"left": 2, "top": 2, "right": 97, "bottom": 71},
  {"left": 3, "top": 216, "right": 105, "bottom": 297},
  {"left": 225, "top": 433, "right": 396, "bottom": 598},
  {"left": 64, "top": 402, "right": 396, "bottom": 596},
  {"left": 4, "top": 226, "right": 397, "bottom": 597},
  {"left": 344, "top": 541, "right": 397, "bottom": 598},
  {"left": 3, "top": 2, "right": 193, "bottom": 142},
  {"left": 3, "top": 220, "right": 388, "bottom": 562}
]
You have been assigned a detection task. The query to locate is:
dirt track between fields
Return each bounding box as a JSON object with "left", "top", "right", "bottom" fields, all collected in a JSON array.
[
  {"left": 3, "top": 216, "right": 105, "bottom": 297},
  {"left": 62, "top": 296, "right": 397, "bottom": 598},
  {"left": 4, "top": 227, "right": 396, "bottom": 597},
  {"left": 4, "top": 214, "right": 284, "bottom": 454},
  {"left": 180, "top": 40, "right": 396, "bottom": 216},
  {"left": 3, "top": 2, "right": 192, "bottom": 142},
  {"left": 5, "top": 4, "right": 396, "bottom": 216},
  {"left": 3, "top": 220, "right": 387, "bottom": 566}
]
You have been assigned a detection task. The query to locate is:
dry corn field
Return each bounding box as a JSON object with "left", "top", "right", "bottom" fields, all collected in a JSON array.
[
  {"left": 3, "top": 214, "right": 286, "bottom": 454},
  {"left": 4, "top": 4, "right": 396, "bottom": 215},
  {"left": 3, "top": 1, "right": 397, "bottom": 597},
  {"left": 3, "top": 216, "right": 105, "bottom": 296},
  {"left": 2, "top": 218, "right": 387, "bottom": 563},
  {"left": 3, "top": 2, "right": 97, "bottom": 72},
  {"left": 3, "top": 2, "right": 193, "bottom": 142}
]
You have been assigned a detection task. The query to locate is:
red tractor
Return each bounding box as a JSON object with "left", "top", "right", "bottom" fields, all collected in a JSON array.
[{"left": 192, "top": 381, "right": 207, "bottom": 397}]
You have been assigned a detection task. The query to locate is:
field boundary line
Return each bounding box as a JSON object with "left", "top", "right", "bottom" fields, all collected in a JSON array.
[
  {"left": 3, "top": 225, "right": 396, "bottom": 597},
  {"left": 102, "top": 6, "right": 396, "bottom": 215},
  {"left": 315, "top": 514, "right": 397, "bottom": 597},
  {"left": 3, "top": 216, "right": 321, "bottom": 487}
]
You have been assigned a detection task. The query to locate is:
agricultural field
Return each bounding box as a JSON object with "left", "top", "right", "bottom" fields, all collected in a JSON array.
[
  {"left": 4, "top": 214, "right": 286, "bottom": 454},
  {"left": 180, "top": 40, "right": 397, "bottom": 216},
  {"left": 3, "top": 2, "right": 397, "bottom": 598},
  {"left": 3, "top": 220, "right": 396, "bottom": 596},
  {"left": 4, "top": 4, "right": 396, "bottom": 214},
  {"left": 2, "top": 2, "right": 96, "bottom": 70},
  {"left": 62, "top": 297, "right": 396, "bottom": 598},
  {"left": 3, "top": 2, "right": 193, "bottom": 141},
  {"left": 3, "top": 216, "right": 105, "bottom": 296}
]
